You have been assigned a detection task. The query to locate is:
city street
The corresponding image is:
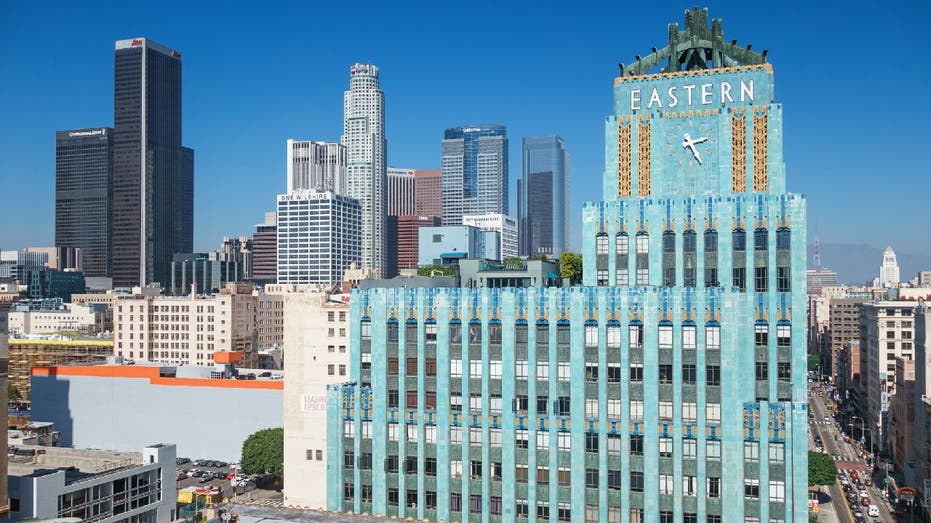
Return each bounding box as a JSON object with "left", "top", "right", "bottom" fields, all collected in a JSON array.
[{"left": 809, "top": 380, "right": 895, "bottom": 522}]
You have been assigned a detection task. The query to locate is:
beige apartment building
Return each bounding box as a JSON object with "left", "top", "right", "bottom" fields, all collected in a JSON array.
[
  {"left": 859, "top": 301, "right": 918, "bottom": 451},
  {"left": 113, "top": 282, "right": 257, "bottom": 366},
  {"left": 281, "top": 288, "right": 351, "bottom": 510}
]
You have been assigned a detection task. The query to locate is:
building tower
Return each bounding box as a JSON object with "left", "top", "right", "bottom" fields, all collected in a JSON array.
[
  {"left": 414, "top": 169, "right": 443, "bottom": 218},
  {"left": 326, "top": 9, "right": 808, "bottom": 523},
  {"left": 55, "top": 128, "right": 113, "bottom": 278},
  {"left": 342, "top": 63, "right": 387, "bottom": 278},
  {"left": 112, "top": 38, "right": 194, "bottom": 288},
  {"left": 387, "top": 167, "right": 416, "bottom": 217},
  {"left": 879, "top": 246, "right": 900, "bottom": 288},
  {"left": 519, "top": 135, "right": 569, "bottom": 258},
  {"left": 441, "top": 125, "right": 508, "bottom": 226},
  {"left": 287, "top": 140, "right": 348, "bottom": 194}
]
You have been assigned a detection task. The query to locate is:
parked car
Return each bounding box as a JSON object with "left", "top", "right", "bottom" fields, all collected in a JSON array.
[{"left": 867, "top": 505, "right": 879, "bottom": 517}]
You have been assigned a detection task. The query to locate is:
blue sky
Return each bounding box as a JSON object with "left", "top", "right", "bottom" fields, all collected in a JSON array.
[{"left": 1, "top": 1, "right": 929, "bottom": 261}]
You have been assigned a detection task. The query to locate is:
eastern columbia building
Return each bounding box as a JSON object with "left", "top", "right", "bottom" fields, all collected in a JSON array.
[{"left": 326, "top": 9, "right": 808, "bottom": 522}]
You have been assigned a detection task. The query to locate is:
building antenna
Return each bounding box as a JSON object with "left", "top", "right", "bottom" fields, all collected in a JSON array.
[{"left": 813, "top": 220, "right": 821, "bottom": 270}]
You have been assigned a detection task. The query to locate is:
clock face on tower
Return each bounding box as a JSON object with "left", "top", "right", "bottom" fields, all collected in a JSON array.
[{"left": 665, "top": 119, "right": 716, "bottom": 195}]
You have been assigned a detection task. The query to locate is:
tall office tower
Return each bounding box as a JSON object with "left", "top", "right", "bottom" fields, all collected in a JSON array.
[
  {"left": 463, "top": 213, "right": 518, "bottom": 259},
  {"left": 287, "top": 140, "right": 348, "bottom": 194},
  {"left": 879, "top": 246, "right": 900, "bottom": 288},
  {"left": 519, "top": 136, "right": 569, "bottom": 258},
  {"left": 326, "top": 9, "right": 808, "bottom": 522},
  {"left": 112, "top": 38, "right": 193, "bottom": 288},
  {"left": 441, "top": 125, "right": 508, "bottom": 226},
  {"left": 55, "top": 128, "right": 113, "bottom": 278},
  {"left": 414, "top": 169, "right": 442, "bottom": 218},
  {"left": 342, "top": 63, "right": 387, "bottom": 278},
  {"left": 252, "top": 212, "right": 278, "bottom": 285},
  {"left": 387, "top": 167, "right": 416, "bottom": 216},
  {"left": 276, "top": 190, "right": 362, "bottom": 285}
]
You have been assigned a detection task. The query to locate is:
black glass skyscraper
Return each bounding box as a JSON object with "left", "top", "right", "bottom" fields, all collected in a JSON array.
[
  {"left": 55, "top": 127, "right": 113, "bottom": 278},
  {"left": 519, "top": 135, "right": 568, "bottom": 257},
  {"left": 112, "top": 38, "right": 193, "bottom": 287}
]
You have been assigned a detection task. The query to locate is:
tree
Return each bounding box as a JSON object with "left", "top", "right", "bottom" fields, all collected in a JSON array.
[
  {"left": 808, "top": 451, "right": 837, "bottom": 487},
  {"left": 8, "top": 384, "right": 22, "bottom": 402},
  {"left": 503, "top": 257, "right": 524, "bottom": 269},
  {"left": 417, "top": 265, "right": 454, "bottom": 277},
  {"left": 241, "top": 428, "right": 284, "bottom": 478},
  {"left": 559, "top": 252, "right": 582, "bottom": 283},
  {"left": 808, "top": 354, "right": 822, "bottom": 373},
  {"left": 528, "top": 254, "right": 549, "bottom": 261}
]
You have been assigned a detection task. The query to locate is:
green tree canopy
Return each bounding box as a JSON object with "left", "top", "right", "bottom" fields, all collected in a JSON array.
[
  {"left": 417, "top": 265, "right": 454, "bottom": 277},
  {"left": 502, "top": 257, "right": 524, "bottom": 269},
  {"left": 241, "top": 428, "right": 283, "bottom": 478},
  {"left": 559, "top": 252, "right": 582, "bottom": 283},
  {"left": 808, "top": 451, "right": 837, "bottom": 486},
  {"left": 808, "top": 354, "right": 822, "bottom": 372}
]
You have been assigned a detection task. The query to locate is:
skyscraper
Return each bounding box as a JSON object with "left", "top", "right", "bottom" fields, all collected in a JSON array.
[
  {"left": 287, "top": 140, "right": 347, "bottom": 194},
  {"left": 414, "top": 169, "right": 442, "bottom": 218},
  {"left": 342, "top": 63, "right": 387, "bottom": 278},
  {"left": 879, "top": 246, "right": 900, "bottom": 288},
  {"left": 387, "top": 167, "right": 416, "bottom": 216},
  {"left": 326, "top": 9, "right": 808, "bottom": 522},
  {"left": 441, "top": 125, "right": 508, "bottom": 226},
  {"left": 112, "top": 38, "right": 193, "bottom": 288},
  {"left": 55, "top": 128, "right": 113, "bottom": 278},
  {"left": 276, "top": 190, "right": 361, "bottom": 285},
  {"left": 519, "top": 135, "right": 568, "bottom": 258},
  {"left": 252, "top": 212, "right": 278, "bottom": 285}
]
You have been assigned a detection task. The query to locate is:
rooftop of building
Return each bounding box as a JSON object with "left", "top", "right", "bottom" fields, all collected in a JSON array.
[
  {"left": 9, "top": 335, "right": 113, "bottom": 347},
  {"left": 8, "top": 444, "right": 162, "bottom": 483}
]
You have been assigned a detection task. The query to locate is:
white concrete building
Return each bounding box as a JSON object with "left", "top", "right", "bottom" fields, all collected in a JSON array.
[
  {"left": 8, "top": 443, "right": 176, "bottom": 523},
  {"left": 342, "top": 63, "right": 387, "bottom": 278},
  {"left": 286, "top": 140, "right": 347, "bottom": 194},
  {"left": 879, "top": 245, "right": 901, "bottom": 288},
  {"left": 113, "top": 282, "right": 257, "bottom": 366},
  {"left": 8, "top": 301, "right": 110, "bottom": 335},
  {"left": 463, "top": 213, "right": 519, "bottom": 259},
  {"left": 860, "top": 301, "right": 918, "bottom": 450},
  {"left": 276, "top": 190, "right": 362, "bottom": 286},
  {"left": 281, "top": 289, "right": 351, "bottom": 510}
]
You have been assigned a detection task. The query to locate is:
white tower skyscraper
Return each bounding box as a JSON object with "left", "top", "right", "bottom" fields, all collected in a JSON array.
[
  {"left": 341, "top": 63, "right": 387, "bottom": 277},
  {"left": 286, "top": 140, "right": 347, "bottom": 194},
  {"left": 879, "top": 245, "right": 900, "bottom": 288}
]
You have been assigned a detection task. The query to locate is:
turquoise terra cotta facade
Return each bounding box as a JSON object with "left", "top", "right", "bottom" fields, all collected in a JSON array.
[{"left": 327, "top": 10, "right": 807, "bottom": 522}]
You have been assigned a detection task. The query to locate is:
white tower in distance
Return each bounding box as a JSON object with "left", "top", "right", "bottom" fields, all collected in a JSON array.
[
  {"left": 879, "top": 245, "right": 900, "bottom": 288},
  {"left": 341, "top": 63, "right": 387, "bottom": 278}
]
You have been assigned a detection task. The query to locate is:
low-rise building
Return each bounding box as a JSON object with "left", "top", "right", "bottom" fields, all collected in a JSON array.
[
  {"left": 8, "top": 421, "right": 60, "bottom": 447},
  {"left": 458, "top": 258, "right": 562, "bottom": 288},
  {"left": 418, "top": 225, "right": 495, "bottom": 266},
  {"left": 31, "top": 360, "right": 280, "bottom": 462},
  {"left": 114, "top": 282, "right": 258, "bottom": 366},
  {"left": 282, "top": 289, "right": 351, "bottom": 510},
  {"left": 8, "top": 299, "right": 111, "bottom": 335},
  {"left": 8, "top": 336, "right": 113, "bottom": 399},
  {"left": 27, "top": 268, "right": 85, "bottom": 301},
  {"left": 7, "top": 443, "right": 176, "bottom": 523}
]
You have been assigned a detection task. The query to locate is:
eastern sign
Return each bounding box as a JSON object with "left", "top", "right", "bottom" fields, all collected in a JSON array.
[{"left": 630, "top": 79, "right": 755, "bottom": 111}]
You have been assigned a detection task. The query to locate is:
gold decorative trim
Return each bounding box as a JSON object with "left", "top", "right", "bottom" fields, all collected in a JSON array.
[
  {"left": 752, "top": 113, "right": 768, "bottom": 191},
  {"left": 614, "top": 63, "right": 773, "bottom": 86},
  {"left": 732, "top": 114, "right": 746, "bottom": 192},
  {"left": 637, "top": 121, "right": 651, "bottom": 196},
  {"left": 618, "top": 122, "right": 632, "bottom": 197}
]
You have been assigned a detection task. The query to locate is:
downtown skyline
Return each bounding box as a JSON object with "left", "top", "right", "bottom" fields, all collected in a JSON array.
[{"left": 1, "top": 1, "right": 929, "bottom": 264}]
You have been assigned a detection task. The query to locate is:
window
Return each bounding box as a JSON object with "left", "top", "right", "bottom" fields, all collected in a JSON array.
[
  {"left": 388, "top": 487, "right": 399, "bottom": 507},
  {"left": 636, "top": 268, "right": 649, "bottom": 285},
  {"left": 450, "top": 359, "right": 461, "bottom": 377},
  {"left": 660, "top": 512, "right": 674, "bottom": 523},
  {"left": 607, "top": 399, "right": 621, "bottom": 419},
  {"left": 777, "top": 266, "right": 790, "bottom": 292},
  {"left": 683, "top": 437, "right": 697, "bottom": 458},
  {"left": 769, "top": 480, "right": 785, "bottom": 502},
  {"left": 449, "top": 492, "right": 461, "bottom": 512},
  {"left": 630, "top": 471, "right": 644, "bottom": 492},
  {"left": 630, "top": 434, "right": 643, "bottom": 454},
  {"left": 516, "top": 360, "right": 528, "bottom": 379},
  {"left": 585, "top": 398, "right": 598, "bottom": 418},
  {"left": 585, "top": 363, "right": 599, "bottom": 383},
  {"left": 608, "top": 433, "right": 621, "bottom": 454},
  {"left": 754, "top": 228, "right": 768, "bottom": 250},
  {"left": 537, "top": 502, "right": 550, "bottom": 519},
  {"left": 755, "top": 266, "right": 768, "bottom": 292},
  {"left": 537, "top": 430, "right": 549, "bottom": 449},
  {"left": 516, "top": 429, "right": 529, "bottom": 449},
  {"left": 755, "top": 323, "right": 769, "bottom": 346},
  {"left": 406, "top": 456, "right": 418, "bottom": 474},
  {"left": 536, "top": 360, "right": 550, "bottom": 380},
  {"left": 490, "top": 496, "right": 503, "bottom": 516},
  {"left": 556, "top": 396, "right": 570, "bottom": 415},
  {"left": 659, "top": 436, "right": 673, "bottom": 457},
  {"left": 585, "top": 325, "right": 599, "bottom": 347},
  {"left": 516, "top": 500, "right": 529, "bottom": 518},
  {"left": 616, "top": 234, "right": 629, "bottom": 254},
  {"left": 537, "top": 395, "right": 549, "bottom": 415},
  {"left": 597, "top": 269, "right": 608, "bottom": 286},
  {"left": 616, "top": 268, "right": 629, "bottom": 285},
  {"left": 658, "top": 324, "right": 673, "bottom": 348},
  {"left": 706, "top": 403, "right": 721, "bottom": 423},
  {"left": 745, "top": 440, "right": 759, "bottom": 462},
  {"left": 734, "top": 267, "right": 746, "bottom": 291},
  {"left": 607, "top": 364, "right": 622, "bottom": 383},
  {"left": 470, "top": 460, "right": 482, "bottom": 479},
  {"left": 706, "top": 365, "right": 721, "bottom": 386},
  {"left": 629, "top": 324, "right": 643, "bottom": 347},
  {"left": 425, "top": 457, "right": 437, "bottom": 476},
  {"left": 557, "top": 467, "right": 571, "bottom": 486},
  {"left": 707, "top": 439, "right": 721, "bottom": 459},
  {"left": 682, "top": 325, "right": 697, "bottom": 349},
  {"left": 683, "top": 475, "right": 697, "bottom": 496},
  {"left": 630, "top": 363, "right": 643, "bottom": 382},
  {"left": 537, "top": 467, "right": 550, "bottom": 484},
  {"left": 470, "top": 494, "right": 482, "bottom": 513},
  {"left": 558, "top": 361, "right": 571, "bottom": 381},
  {"left": 778, "top": 362, "right": 791, "bottom": 380},
  {"left": 683, "top": 402, "right": 697, "bottom": 421},
  {"left": 516, "top": 464, "right": 528, "bottom": 483},
  {"left": 659, "top": 364, "right": 673, "bottom": 384},
  {"left": 706, "top": 325, "right": 720, "bottom": 349},
  {"left": 608, "top": 469, "right": 622, "bottom": 490},
  {"left": 607, "top": 325, "right": 621, "bottom": 347},
  {"left": 683, "top": 364, "right": 696, "bottom": 384},
  {"left": 708, "top": 476, "right": 721, "bottom": 497},
  {"left": 586, "top": 505, "right": 599, "bottom": 523},
  {"left": 636, "top": 234, "right": 649, "bottom": 253},
  {"left": 586, "top": 468, "right": 599, "bottom": 489},
  {"left": 360, "top": 452, "right": 372, "bottom": 470},
  {"left": 596, "top": 234, "right": 609, "bottom": 254},
  {"left": 744, "top": 478, "right": 760, "bottom": 499},
  {"left": 755, "top": 361, "right": 768, "bottom": 380},
  {"left": 631, "top": 509, "right": 644, "bottom": 523},
  {"left": 777, "top": 324, "right": 791, "bottom": 347},
  {"left": 585, "top": 432, "right": 599, "bottom": 453},
  {"left": 659, "top": 401, "right": 673, "bottom": 420},
  {"left": 558, "top": 432, "right": 571, "bottom": 451},
  {"left": 630, "top": 400, "right": 644, "bottom": 420},
  {"left": 662, "top": 231, "right": 676, "bottom": 253},
  {"left": 469, "top": 427, "right": 482, "bottom": 446}
]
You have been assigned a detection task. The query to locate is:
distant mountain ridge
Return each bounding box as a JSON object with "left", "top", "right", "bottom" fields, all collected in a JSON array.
[{"left": 809, "top": 243, "right": 931, "bottom": 285}]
